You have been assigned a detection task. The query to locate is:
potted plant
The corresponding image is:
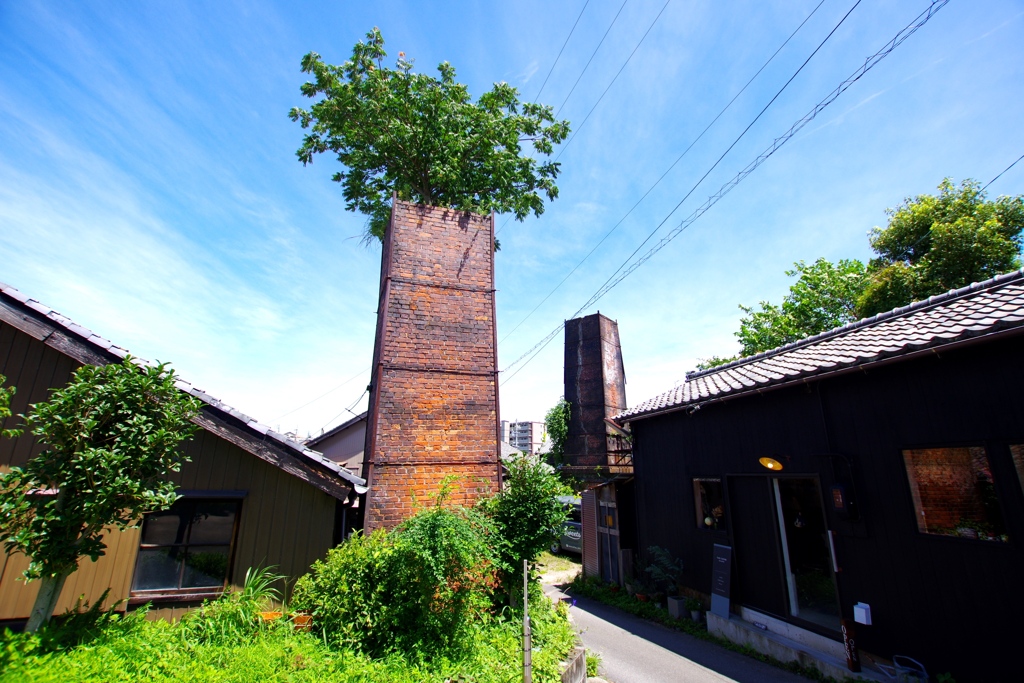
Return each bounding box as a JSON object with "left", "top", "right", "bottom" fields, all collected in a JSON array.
[
  {"left": 645, "top": 546, "right": 686, "bottom": 616},
  {"left": 685, "top": 597, "right": 702, "bottom": 622}
]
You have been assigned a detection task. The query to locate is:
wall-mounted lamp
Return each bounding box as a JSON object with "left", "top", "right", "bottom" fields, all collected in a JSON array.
[{"left": 759, "top": 456, "right": 784, "bottom": 471}]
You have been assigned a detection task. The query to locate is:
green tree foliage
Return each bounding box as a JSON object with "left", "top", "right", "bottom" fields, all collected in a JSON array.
[
  {"left": 291, "top": 28, "right": 571, "bottom": 243},
  {"left": 715, "top": 179, "right": 1024, "bottom": 362},
  {"left": 735, "top": 258, "right": 869, "bottom": 355},
  {"left": 0, "top": 374, "right": 21, "bottom": 439},
  {"left": 857, "top": 178, "right": 1024, "bottom": 316},
  {"left": 0, "top": 359, "right": 200, "bottom": 630},
  {"left": 693, "top": 355, "right": 738, "bottom": 371},
  {"left": 292, "top": 501, "right": 497, "bottom": 657},
  {"left": 478, "top": 454, "right": 572, "bottom": 602},
  {"left": 543, "top": 398, "right": 570, "bottom": 466}
]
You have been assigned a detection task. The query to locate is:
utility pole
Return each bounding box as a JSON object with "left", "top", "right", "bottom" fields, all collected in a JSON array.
[{"left": 523, "top": 559, "right": 532, "bottom": 683}]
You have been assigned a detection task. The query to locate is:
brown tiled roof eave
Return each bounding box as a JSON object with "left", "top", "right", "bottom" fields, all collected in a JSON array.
[
  {"left": 617, "top": 268, "right": 1024, "bottom": 423},
  {"left": 620, "top": 322, "right": 1024, "bottom": 425},
  {"left": 0, "top": 281, "right": 366, "bottom": 497}
]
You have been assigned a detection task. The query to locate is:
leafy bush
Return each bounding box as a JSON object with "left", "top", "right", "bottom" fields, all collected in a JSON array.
[
  {"left": 644, "top": 546, "right": 685, "bottom": 595},
  {"left": 292, "top": 504, "right": 497, "bottom": 657},
  {"left": 180, "top": 566, "right": 285, "bottom": 645},
  {"left": 478, "top": 454, "right": 572, "bottom": 601}
]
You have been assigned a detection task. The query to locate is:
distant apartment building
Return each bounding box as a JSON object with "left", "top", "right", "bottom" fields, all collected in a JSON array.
[{"left": 501, "top": 420, "right": 546, "bottom": 455}]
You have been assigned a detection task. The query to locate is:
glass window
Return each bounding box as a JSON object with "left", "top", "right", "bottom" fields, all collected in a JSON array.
[
  {"left": 694, "top": 478, "right": 725, "bottom": 530},
  {"left": 131, "top": 498, "right": 240, "bottom": 595},
  {"left": 903, "top": 447, "right": 1007, "bottom": 542}
]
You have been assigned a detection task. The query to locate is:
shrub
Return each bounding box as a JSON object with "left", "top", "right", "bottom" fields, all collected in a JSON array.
[
  {"left": 478, "top": 454, "right": 572, "bottom": 602},
  {"left": 644, "top": 546, "right": 685, "bottom": 595},
  {"left": 180, "top": 566, "right": 285, "bottom": 645},
  {"left": 292, "top": 504, "right": 497, "bottom": 658}
]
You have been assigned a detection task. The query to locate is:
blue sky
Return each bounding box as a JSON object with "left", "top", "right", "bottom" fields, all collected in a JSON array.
[{"left": 1, "top": 0, "right": 1022, "bottom": 437}]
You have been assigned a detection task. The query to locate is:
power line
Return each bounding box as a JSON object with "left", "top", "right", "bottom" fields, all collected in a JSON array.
[
  {"left": 555, "top": 0, "right": 630, "bottom": 118},
  {"left": 268, "top": 365, "right": 369, "bottom": 422},
  {"left": 590, "top": 0, "right": 864, "bottom": 297},
  {"left": 533, "top": 0, "right": 592, "bottom": 103},
  {"left": 500, "top": 0, "right": 827, "bottom": 342},
  {"left": 984, "top": 152, "right": 1024, "bottom": 190},
  {"left": 318, "top": 388, "right": 369, "bottom": 434},
  {"left": 501, "top": 0, "right": 949, "bottom": 385},
  {"left": 496, "top": 0, "right": 672, "bottom": 239},
  {"left": 553, "top": 0, "right": 674, "bottom": 163}
]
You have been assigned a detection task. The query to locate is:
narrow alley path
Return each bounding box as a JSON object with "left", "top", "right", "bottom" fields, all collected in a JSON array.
[{"left": 546, "top": 585, "right": 810, "bottom": 683}]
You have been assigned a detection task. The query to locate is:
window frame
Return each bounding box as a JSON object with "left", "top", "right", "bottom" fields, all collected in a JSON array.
[
  {"left": 693, "top": 477, "right": 725, "bottom": 531},
  {"left": 128, "top": 492, "right": 245, "bottom": 605},
  {"left": 901, "top": 445, "right": 1009, "bottom": 543}
]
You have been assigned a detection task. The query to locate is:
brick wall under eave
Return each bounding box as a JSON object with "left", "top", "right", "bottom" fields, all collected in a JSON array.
[{"left": 362, "top": 199, "right": 501, "bottom": 531}]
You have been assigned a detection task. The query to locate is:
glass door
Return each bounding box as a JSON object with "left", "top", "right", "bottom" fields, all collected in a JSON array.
[{"left": 772, "top": 478, "right": 841, "bottom": 632}]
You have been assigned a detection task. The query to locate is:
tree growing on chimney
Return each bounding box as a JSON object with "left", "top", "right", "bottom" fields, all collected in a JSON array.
[{"left": 290, "top": 28, "right": 570, "bottom": 245}]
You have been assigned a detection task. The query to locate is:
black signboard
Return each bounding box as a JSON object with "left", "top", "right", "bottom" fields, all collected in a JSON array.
[{"left": 710, "top": 544, "right": 732, "bottom": 618}]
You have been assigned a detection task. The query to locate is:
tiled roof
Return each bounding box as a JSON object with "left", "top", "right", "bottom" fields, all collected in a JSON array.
[
  {"left": 618, "top": 268, "right": 1024, "bottom": 422},
  {"left": 306, "top": 411, "right": 367, "bottom": 447},
  {"left": 0, "top": 281, "right": 366, "bottom": 492}
]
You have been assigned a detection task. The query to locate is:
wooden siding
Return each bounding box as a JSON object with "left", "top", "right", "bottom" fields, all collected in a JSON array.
[
  {"left": 631, "top": 333, "right": 1024, "bottom": 682},
  {"left": 0, "top": 320, "right": 337, "bottom": 622}
]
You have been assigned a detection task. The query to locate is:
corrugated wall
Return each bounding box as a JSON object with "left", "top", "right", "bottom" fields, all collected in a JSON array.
[{"left": 0, "top": 321, "right": 337, "bottom": 622}]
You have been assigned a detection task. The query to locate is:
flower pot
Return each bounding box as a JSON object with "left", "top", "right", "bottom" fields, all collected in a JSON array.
[
  {"left": 667, "top": 596, "right": 686, "bottom": 619},
  {"left": 609, "top": 585, "right": 620, "bottom": 593},
  {"left": 292, "top": 614, "right": 313, "bottom": 632},
  {"left": 636, "top": 593, "right": 649, "bottom": 602},
  {"left": 258, "top": 611, "right": 283, "bottom": 622},
  {"left": 690, "top": 609, "right": 702, "bottom": 622}
]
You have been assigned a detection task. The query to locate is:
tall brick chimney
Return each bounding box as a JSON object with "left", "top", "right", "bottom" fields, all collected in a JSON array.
[
  {"left": 362, "top": 199, "right": 502, "bottom": 531},
  {"left": 563, "top": 313, "right": 627, "bottom": 470}
]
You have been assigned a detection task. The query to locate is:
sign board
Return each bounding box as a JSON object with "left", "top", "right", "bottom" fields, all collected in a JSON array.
[{"left": 710, "top": 544, "right": 732, "bottom": 618}]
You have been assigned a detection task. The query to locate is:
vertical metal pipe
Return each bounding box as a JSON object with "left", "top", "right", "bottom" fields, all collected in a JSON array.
[{"left": 523, "top": 558, "right": 531, "bottom": 683}]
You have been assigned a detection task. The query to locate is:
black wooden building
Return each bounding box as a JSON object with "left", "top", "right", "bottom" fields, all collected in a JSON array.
[{"left": 618, "top": 269, "right": 1024, "bottom": 682}]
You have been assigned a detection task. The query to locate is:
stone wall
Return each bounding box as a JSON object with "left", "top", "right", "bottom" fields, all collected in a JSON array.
[{"left": 363, "top": 199, "right": 501, "bottom": 530}]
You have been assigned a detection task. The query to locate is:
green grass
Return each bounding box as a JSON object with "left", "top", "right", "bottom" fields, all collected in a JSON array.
[
  {"left": 1, "top": 597, "right": 577, "bottom": 683},
  {"left": 536, "top": 550, "right": 581, "bottom": 575}
]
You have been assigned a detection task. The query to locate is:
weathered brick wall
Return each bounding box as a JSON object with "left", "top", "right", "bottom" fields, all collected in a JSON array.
[
  {"left": 564, "top": 313, "right": 627, "bottom": 468},
  {"left": 363, "top": 200, "right": 501, "bottom": 530}
]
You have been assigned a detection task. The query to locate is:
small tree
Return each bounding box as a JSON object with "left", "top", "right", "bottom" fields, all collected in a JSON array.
[
  {"left": 736, "top": 258, "right": 869, "bottom": 355},
  {"left": 290, "top": 28, "right": 571, "bottom": 243},
  {"left": 857, "top": 178, "right": 1024, "bottom": 316},
  {"left": 480, "top": 454, "right": 572, "bottom": 602},
  {"left": 543, "top": 398, "right": 571, "bottom": 466},
  {"left": 0, "top": 359, "right": 200, "bottom": 631}
]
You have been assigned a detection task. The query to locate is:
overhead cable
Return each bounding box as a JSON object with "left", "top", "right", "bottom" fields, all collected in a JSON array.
[
  {"left": 533, "top": 0, "right": 592, "bottom": 103},
  {"left": 555, "top": 0, "right": 631, "bottom": 118},
  {"left": 984, "top": 152, "right": 1024, "bottom": 190},
  {"left": 269, "top": 365, "right": 369, "bottom": 422},
  {"left": 500, "top": 0, "right": 950, "bottom": 385},
  {"left": 318, "top": 388, "right": 369, "bottom": 434},
  {"left": 497, "top": 0, "right": 670, "bottom": 238},
  {"left": 500, "top": 0, "right": 827, "bottom": 340}
]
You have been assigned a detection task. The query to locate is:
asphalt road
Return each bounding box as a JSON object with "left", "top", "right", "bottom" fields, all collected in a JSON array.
[{"left": 548, "top": 586, "right": 810, "bottom": 683}]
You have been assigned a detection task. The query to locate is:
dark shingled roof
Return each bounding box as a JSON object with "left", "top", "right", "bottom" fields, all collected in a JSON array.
[
  {"left": 0, "top": 281, "right": 366, "bottom": 496},
  {"left": 618, "top": 268, "right": 1024, "bottom": 422}
]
